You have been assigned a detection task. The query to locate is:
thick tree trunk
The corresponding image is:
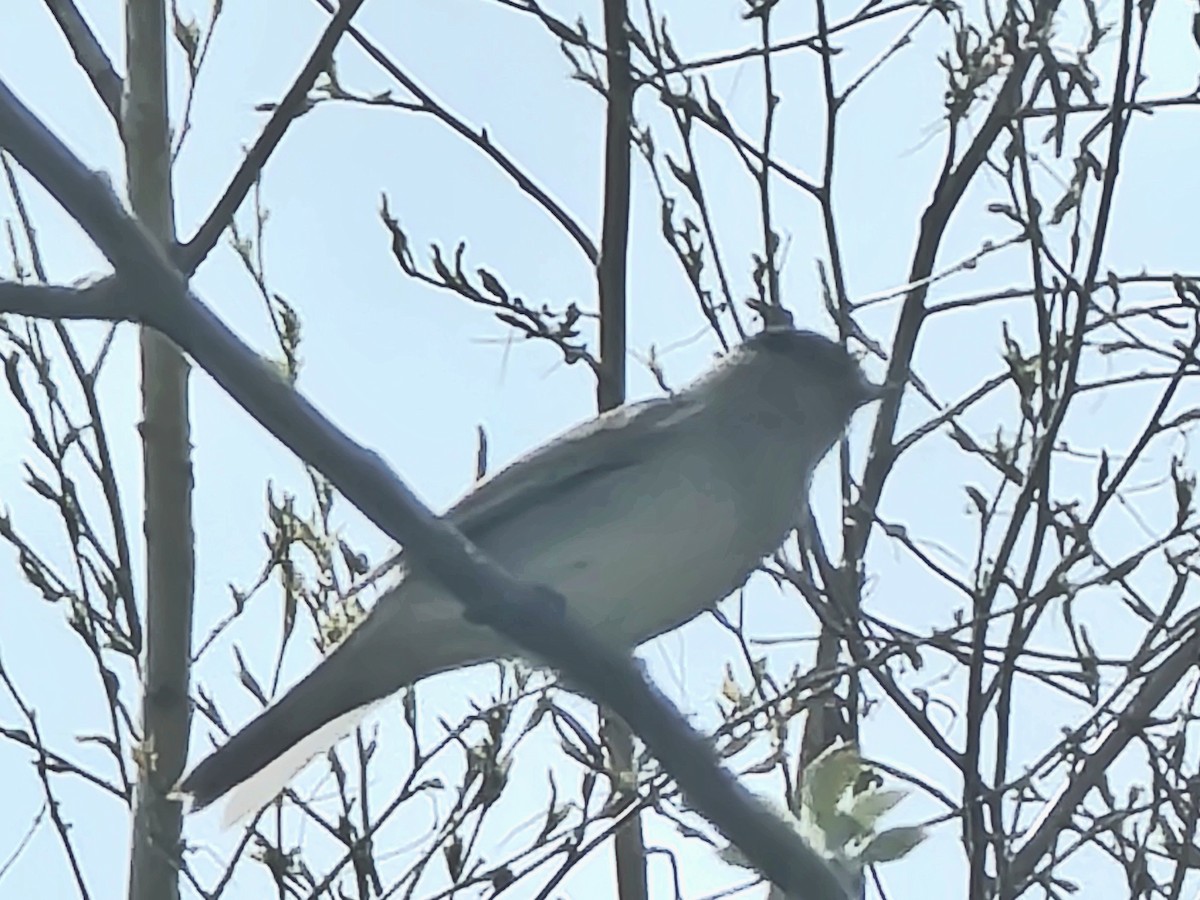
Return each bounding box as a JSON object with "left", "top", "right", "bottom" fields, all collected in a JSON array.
[
  {"left": 597, "top": 0, "right": 642, "bottom": 896},
  {"left": 124, "top": 1, "right": 193, "bottom": 899}
]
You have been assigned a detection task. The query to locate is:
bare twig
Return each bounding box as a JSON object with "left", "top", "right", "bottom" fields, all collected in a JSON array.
[
  {"left": 178, "top": 0, "right": 366, "bottom": 273},
  {"left": 40, "top": 0, "right": 123, "bottom": 133}
]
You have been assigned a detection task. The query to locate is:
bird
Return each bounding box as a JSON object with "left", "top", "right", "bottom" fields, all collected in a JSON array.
[{"left": 177, "top": 327, "right": 883, "bottom": 824}]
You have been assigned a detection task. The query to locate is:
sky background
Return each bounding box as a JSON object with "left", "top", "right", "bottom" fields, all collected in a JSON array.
[{"left": 2, "top": 0, "right": 1199, "bottom": 897}]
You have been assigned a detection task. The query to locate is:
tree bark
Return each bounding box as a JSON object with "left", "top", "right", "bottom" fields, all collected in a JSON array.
[
  {"left": 124, "top": 1, "right": 192, "bottom": 898},
  {"left": 597, "top": 1, "right": 643, "bottom": 896}
]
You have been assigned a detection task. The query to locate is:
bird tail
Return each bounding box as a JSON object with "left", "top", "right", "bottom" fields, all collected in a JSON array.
[{"left": 177, "top": 605, "right": 417, "bottom": 826}]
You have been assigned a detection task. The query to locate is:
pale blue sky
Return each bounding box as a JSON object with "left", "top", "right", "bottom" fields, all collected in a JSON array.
[{"left": 2, "top": 0, "right": 1199, "bottom": 897}]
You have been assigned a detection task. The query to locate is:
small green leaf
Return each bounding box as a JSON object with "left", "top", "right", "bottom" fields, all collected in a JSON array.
[
  {"left": 859, "top": 826, "right": 926, "bottom": 864},
  {"left": 848, "top": 788, "right": 908, "bottom": 829}
]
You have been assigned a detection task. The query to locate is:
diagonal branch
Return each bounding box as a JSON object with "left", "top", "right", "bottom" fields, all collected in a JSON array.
[
  {"left": 307, "top": 0, "right": 599, "bottom": 264},
  {"left": 1009, "top": 622, "right": 1200, "bottom": 888},
  {"left": 177, "top": 0, "right": 366, "bottom": 273},
  {"left": 847, "top": 0, "right": 1065, "bottom": 559},
  {"left": 41, "top": 0, "right": 124, "bottom": 133}
]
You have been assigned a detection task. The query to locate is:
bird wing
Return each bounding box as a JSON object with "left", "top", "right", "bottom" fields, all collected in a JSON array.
[
  {"left": 359, "top": 392, "right": 703, "bottom": 587},
  {"left": 448, "top": 393, "right": 701, "bottom": 538}
]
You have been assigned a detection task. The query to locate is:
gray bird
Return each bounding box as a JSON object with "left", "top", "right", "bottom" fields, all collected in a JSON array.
[{"left": 179, "top": 328, "right": 883, "bottom": 823}]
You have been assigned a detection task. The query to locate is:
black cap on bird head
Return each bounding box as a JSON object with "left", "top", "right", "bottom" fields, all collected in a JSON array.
[{"left": 749, "top": 326, "right": 885, "bottom": 411}]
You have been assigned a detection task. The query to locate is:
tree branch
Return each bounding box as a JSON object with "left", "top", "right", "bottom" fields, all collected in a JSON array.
[
  {"left": 124, "top": 0, "right": 192, "bottom": 896},
  {"left": 596, "top": 1, "right": 643, "bottom": 897},
  {"left": 41, "top": 0, "right": 124, "bottom": 133},
  {"left": 0, "top": 278, "right": 134, "bottom": 321},
  {"left": 176, "top": 0, "right": 366, "bottom": 274},
  {"left": 308, "top": 0, "right": 599, "bottom": 265},
  {"left": 1009, "top": 621, "right": 1200, "bottom": 888}
]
